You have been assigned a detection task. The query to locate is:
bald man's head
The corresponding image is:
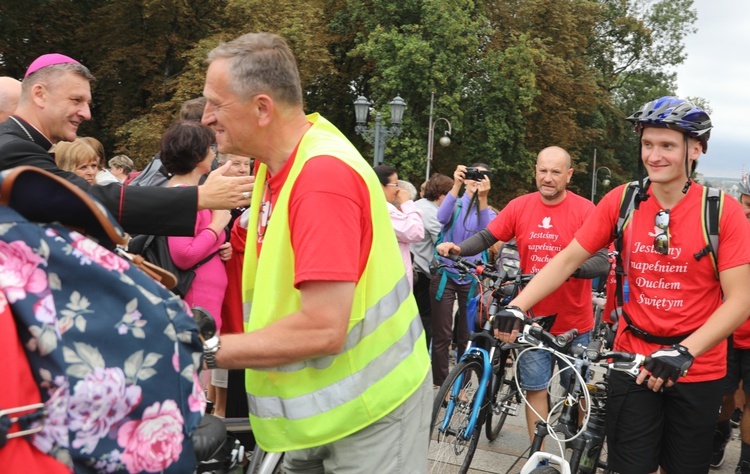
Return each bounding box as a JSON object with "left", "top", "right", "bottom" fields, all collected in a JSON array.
[
  {"left": 0, "top": 77, "right": 22, "bottom": 122},
  {"left": 535, "top": 146, "right": 573, "bottom": 204}
]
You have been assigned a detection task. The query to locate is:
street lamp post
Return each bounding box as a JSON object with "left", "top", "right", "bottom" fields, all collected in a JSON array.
[
  {"left": 590, "top": 149, "right": 612, "bottom": 201},
  {"left": 425, "top": 92, "right": 452, "bottom": 181},
  {"left": 353, "top": 95, "right": 406, "bottom": 166}
]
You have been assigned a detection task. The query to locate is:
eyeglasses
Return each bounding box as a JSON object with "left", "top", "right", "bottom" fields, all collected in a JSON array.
[
  {"left": 385, "top": 183, "right": 399, "bottom": 188},
  {"left": 654, "top": 209, "right": 670, "bottom": 255}
]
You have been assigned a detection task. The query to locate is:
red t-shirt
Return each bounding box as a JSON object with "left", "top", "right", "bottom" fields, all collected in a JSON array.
[
  {"left": 1, "top": 295, "right": 68, "bottom": 473},
  {"left": 258, "top": 152, "right": 372, "bottom": 287},
  {"left": 487, "top": 191, "right": 596, "bottom": 335},
  {"left": 731, "top": 216, "right": 750, "bottom": 349},
  {"left": 576, "top": 183, "right": 750, "bottom": 381},
  {"left": 221, "top": 221, "right": 247, "bottom": 335}
]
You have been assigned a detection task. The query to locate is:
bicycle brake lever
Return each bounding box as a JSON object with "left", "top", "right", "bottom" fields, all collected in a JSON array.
[{"left": 612, "top": 354, "right": 646, "bottom": 377}]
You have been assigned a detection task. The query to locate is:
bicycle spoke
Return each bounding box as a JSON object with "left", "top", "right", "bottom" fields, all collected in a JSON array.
[
  {"left": 429, "top": 359, "right": 483, "bottom": 474},
  {"left": 486, "top": 351, "right": 520, "bottom": 441}
]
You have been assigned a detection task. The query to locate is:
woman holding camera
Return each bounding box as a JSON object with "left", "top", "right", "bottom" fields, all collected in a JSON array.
[{"left": 430, "top": 164, "right": 495, "bottom": 388}]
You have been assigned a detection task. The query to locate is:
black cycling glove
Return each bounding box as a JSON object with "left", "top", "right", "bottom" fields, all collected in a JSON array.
[
  {"left": 644, "top": 343, "right": 694, "bottom": 383},
  {"left": 491, "top": 306, "right": 526, "bottom": 334}
]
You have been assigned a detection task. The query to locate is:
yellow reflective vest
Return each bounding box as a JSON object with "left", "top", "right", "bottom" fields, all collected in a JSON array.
[{"left": 242, "top": 113, "right": 429, "bottom": 452}]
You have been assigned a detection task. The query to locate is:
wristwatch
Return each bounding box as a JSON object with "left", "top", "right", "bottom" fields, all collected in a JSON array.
[{"left": 203, "top": 335, "right": 221, "bottom": 369}]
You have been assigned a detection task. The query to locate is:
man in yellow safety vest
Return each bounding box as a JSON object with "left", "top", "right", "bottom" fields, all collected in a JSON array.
[{"left": 199, "top": 32, "right": 432, "bottom": 472}]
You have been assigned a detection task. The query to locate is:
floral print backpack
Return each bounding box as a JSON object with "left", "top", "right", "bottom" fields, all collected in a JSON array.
[{"left": 0, "top": 167, "right": 205, "bottom": 473}]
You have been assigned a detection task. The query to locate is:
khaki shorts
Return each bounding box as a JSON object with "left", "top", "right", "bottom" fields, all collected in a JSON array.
[{"left": 283, "top": 371, "right": 432, "bottom": 474}]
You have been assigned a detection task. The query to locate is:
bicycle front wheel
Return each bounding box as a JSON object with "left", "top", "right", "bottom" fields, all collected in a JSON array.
[
  {"left": 485, "top": 350, "right": 520, "bottom": 441},
  {"left": 429, "top": 359, "right": 484, "bottom": 474}
]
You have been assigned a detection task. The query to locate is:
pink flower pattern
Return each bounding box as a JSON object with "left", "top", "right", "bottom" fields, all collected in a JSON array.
[
  {"left": 188, "top": 371, "right": 206, "bottom": 413},
  {"left": 68, "top": 367, "right": 142, "bottom": 454},
  {"left": 70, "top": 233, "right": 130, "bottom": 273},
  {"left": 4, "top": 218, "right": 203, "bottom": 472},
  {"left": 0, "top": 240, "right": 47, "bottom": 303},
  {"left": 117, "top": 400, "right": 185, "bottom": 473},
  {"left": 33, "top": 293, "right": 56, "bottom": 325}
]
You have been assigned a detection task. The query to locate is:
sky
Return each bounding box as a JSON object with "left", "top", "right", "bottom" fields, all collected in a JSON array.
[{"left": 674, "top": 0, "right": 749, "bottom": 179}]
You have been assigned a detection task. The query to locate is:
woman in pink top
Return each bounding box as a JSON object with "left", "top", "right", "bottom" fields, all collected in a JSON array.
[
  {"left": 160, "top": 120, "right": 232, "bottom": 416},
  {"left": 374, "top": 165, "right": 424, "bottom": 287}
]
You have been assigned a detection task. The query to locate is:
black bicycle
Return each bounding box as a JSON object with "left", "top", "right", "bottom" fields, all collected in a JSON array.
[{"left": 514, "top": 332, "right": 645, "bottom": 474}]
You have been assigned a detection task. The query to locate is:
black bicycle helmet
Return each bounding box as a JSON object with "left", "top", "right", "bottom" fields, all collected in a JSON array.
[{"left": 627, "top": 96, "right": 712, "bottom": 152}]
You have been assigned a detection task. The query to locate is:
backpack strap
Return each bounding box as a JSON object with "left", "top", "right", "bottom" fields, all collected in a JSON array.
[
  {"left": 613, "top": 181, "right": 639, "bottom": 307},
  {"left": 432, "top": 199, "right": 464, "bottom": 286},
  {"left": 693, "top": 186, "right": 722, "bottom": 279},
  {"left": 436, "top": 198, "right": 463, "bottom": 246}
]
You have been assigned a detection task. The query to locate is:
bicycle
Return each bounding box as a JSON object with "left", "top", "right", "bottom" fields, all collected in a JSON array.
[
  {"left": 512, "top": 328, "right": 645, "bottom": 474},
  {"left": 428, "top": 255, "right": 558, "bottom": 473},
  {"left": 482, "top": 269, "right": 548, "bottom": 442}
]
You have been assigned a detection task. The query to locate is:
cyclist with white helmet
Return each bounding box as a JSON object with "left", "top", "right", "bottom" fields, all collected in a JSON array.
[{"left": 491, "top": 96, "right": 750, "bottom": 473}]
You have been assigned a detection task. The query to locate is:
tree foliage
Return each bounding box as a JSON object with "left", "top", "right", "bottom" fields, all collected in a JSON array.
[{"left": 0, "top": 0, "right": 698, "bottom": 204}]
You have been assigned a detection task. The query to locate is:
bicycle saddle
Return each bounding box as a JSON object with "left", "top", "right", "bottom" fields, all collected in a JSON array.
[{"left": 192, "top": 414, "right": 228, "bottom": 462}]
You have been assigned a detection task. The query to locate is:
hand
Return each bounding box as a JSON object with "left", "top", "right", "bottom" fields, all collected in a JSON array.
[
  {"left": 211, "top": 209, "right": 232, "bottom": 230},
  {"left": 453, "top": 166, "right": 466, "bottom": 186},
  {"left": 198, "top": 161, "right": 254, "bottom": 210},
  {"left": 395, "top": 188, "right": 411, "bottom": 206},
  {"left": 477, "top": 175, "right": 491, "bottom": 197},
  {"left": 218, "top": 242, "right": 232, "bottom": 261},
  {"left": 436, "top": 242, "right": 460, "bottom": 257},
  {"left": 637, "top": 343, "right": 694, "bottom": 391},
  {"left": 491, "top": 305, "right": 526, "bottom": 343}
]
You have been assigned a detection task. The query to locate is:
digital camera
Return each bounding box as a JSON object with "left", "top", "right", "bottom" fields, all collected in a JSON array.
[{"left": 464, "top": 167, "right": 492, "bottom": 181}]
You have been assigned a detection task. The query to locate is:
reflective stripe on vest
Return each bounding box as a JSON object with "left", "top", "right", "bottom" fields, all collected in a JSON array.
[
  {"left": 247, "top": 313, "right": 423, "bottom": 419},
  {"left": 257, "top": 273, "right": 412, "bottom": 373},
  {"left": 240, "top": 113, "right": 430, "bottom": 452}
]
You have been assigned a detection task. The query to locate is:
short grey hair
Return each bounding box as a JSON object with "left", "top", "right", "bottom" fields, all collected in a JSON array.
[
  {"left": 206, "top": 32, "right": 303, "bottom": 106},
  {"left": 216, "top": 152, "right": 231, "bottom": 166},
  {"left": 109, "top": 154, "right": 134, "bottom": 173},
  {"left": 397, "top": 180, "right": 418, "bottom": 201},
  {"left": 21, "top": 62, "right": 95, "bottom": 98}
]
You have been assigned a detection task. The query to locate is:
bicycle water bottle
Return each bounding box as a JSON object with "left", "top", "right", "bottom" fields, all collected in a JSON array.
[
  {"left": 622, "top": 278, "right": 630, "bottom": 303},
  {"left": 578, "top": 407, "right": 606, "bottom": 474}
]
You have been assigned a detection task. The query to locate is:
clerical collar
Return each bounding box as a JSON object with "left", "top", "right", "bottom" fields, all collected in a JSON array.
[{"left": 8, "top": 115, "right": 55, "bottom": 151}]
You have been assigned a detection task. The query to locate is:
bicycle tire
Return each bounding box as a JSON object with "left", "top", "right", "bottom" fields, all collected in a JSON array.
[
  {"left": 485, "top": 352, "right": 518, "bottom": 441},
  {"left": 429, "top": 359, "right": 484, "bottom": 474}
]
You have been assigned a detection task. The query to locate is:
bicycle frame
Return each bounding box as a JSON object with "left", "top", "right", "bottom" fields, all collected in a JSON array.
[
  {"left": 516, "top": 335, "right": 645, "bottom": 474},
  {"left": 439, "top": 340, "right": 495, "bottom": 439}
]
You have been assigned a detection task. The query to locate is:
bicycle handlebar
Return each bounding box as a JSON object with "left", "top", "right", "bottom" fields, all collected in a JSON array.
[
  {"left": 517, "top": 323, "right": 646, "bottom": 377},
  {"left": 521, "top": 325, "right": 578, "bottom": 352},
  {"left": 442, "top": 253, "right": 533, "bottom": 287}
]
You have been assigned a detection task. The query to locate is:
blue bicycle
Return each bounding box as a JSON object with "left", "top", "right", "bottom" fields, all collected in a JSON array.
[{"left": 428, "top": 256, "right": 561, "bottom": 473}]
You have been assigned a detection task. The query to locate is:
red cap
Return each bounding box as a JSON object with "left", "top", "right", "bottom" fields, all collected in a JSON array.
[{"left": 25, "top": 53, "right": 81, "bottom": 78}]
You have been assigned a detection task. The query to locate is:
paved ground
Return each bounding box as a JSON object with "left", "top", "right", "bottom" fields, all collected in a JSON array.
[
  {"left": 429, "top": 369, "right": 743, "bottom": 474},
  {"left": 455, "top": 411, "right": 743, "bottom": 474}
]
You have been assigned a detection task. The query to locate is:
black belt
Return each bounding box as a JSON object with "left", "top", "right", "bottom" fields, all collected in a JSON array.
[{"left": 621, "top": 310, "right": 691, "bottom": 346}]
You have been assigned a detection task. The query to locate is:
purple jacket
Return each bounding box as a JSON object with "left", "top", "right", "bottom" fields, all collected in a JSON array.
[{"left": 437, "top": 192, "right": 496, "bottom": 283}]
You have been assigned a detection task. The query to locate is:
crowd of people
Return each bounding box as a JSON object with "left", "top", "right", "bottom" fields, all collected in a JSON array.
[{"left": 1, "top": 31, "right": 750, "bottom": 474}]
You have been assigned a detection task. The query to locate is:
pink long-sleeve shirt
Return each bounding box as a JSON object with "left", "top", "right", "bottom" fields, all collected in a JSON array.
[
  {"left": 168, "top": 208, "right": 228, "bottom": 331},
  {"left": 387, "top": 200, "right": 424, "bottom": 287}
]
